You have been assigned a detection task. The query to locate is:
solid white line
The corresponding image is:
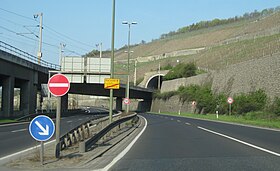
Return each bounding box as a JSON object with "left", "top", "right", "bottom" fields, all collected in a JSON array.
[
  {"left": 49, "top": 83, "right": 68, "bottom": 87},
  {"left": 0, "top": 122, "right": 29, "bottom": 127},
  {"left": 11, "top": 128, "right": 27, "bottom": 133},
  {"left": 0, "top": 140, "right": 55, "bottom": 161},
  {"left": 185, "top": 122, "right": 191, "bottom": 125},
  {"left": 197, "top": 126, "right": 280, "bottom": 157},
  {"left": 95, "top": 115, "right": 148, "bottom": 171}
]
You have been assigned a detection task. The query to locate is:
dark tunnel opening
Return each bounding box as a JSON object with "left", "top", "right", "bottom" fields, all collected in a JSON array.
[{"left": 146, "top": 75, "right": 163, "bottom": 90}]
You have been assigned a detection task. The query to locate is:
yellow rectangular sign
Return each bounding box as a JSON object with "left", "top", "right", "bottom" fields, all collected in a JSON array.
[{"left": 104, "top": 78, "right": 120, "bottom": 89}]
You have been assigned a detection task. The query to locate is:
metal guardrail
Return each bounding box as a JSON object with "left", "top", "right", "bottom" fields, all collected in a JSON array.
[
  {"left": 0, "top": 41, "right": 60, "bottom": 70},
  {"left": 84, "top": 113, "right": 138, "bottom": 152},
  {"left": 55, "top": 112, "right": 137, "bottom": 157}
]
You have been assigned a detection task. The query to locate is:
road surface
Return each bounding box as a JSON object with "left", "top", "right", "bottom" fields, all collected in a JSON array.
[
  {"left": 110, "top": 113, "right": 280, "bottom": 171},
  {"left": 0, "top": 107, "right": 108, "bottom": 158}
]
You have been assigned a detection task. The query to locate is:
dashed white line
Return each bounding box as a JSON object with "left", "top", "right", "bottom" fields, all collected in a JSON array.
[
  {"left": 11, "top": 128, "right": 27, "bottom": 133},
  {"left": 185, "top": 122, "right": 191, "bottom": 125},
  {"left": 67, "top": 120, "right": 73, "bottom": 123},
  {"left": 177, "top": 120, "right": 181, "bottom": 122},
  {"left": 78, "top": 119, "right": 83, "bottom": 121},
  {"left": 197, "top": 126, "right": 280, "bottom": 157},
  {"left": 171, "top": 118, "right": 174, "bottom": 121}
]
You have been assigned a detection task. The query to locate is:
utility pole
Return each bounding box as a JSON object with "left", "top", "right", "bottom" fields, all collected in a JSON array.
[
  {"left": 35, "top": 13, "right": 43, "bottom": 65},
  {"left": 158, "top": 62, "right": 161, "bottom": 90},
  {"left": 134, "top": 59, "right": 137, "bottom": 86},
  {"left": 59, "top": 43, "right": 66, "bottom": 66},
  {"left": 109, "top": 0, "right": 116, "bottom": 123},
  {"left": 96, "top": 43, "right": 102, "bottom": 83}
]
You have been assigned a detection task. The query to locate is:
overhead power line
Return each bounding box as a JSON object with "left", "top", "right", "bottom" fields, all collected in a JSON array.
[{"left": 0, "top": 7, "right": 94, "bottom": 55}]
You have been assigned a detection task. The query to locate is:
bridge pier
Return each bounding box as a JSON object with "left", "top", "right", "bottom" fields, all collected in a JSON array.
[
  {"left": 2, "top": 76, "right": 15, "bottom": 118},
  {"left": 61, "top": 94, "right": 69, "bottom": 112},
  {"left": 137, "top": 99, "right": 152, "bottom": 112},
  {"left": 116, "top": 97, "right": 123, "bottom": 111}
]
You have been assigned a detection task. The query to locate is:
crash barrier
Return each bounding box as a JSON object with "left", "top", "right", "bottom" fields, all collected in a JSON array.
[
  {"left": 83, "top": 113, "right": 138, "bottom": 152},
  {"left": 55, "top": 113, "right": 138, "bottom": 157},
  {"left": 55, "top": 112, "right": 122, "bottom": 158}
]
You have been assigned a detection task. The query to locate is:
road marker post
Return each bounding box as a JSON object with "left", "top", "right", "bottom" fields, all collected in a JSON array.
[{"left": 48, "top": 74, "right": 70, "bottom": 158}]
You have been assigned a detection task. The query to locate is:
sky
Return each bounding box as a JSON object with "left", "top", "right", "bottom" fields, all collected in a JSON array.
[{"left": 1, "top": 0, "right": 280, "bottom": 64}]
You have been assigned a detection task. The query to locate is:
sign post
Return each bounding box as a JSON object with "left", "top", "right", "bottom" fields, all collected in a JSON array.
[
  {"left": 227, "top": 97, "right": 234, "bottom": 115},
  {"left": 29, "top": 115, "right": 55, "bottom": 165},
  {"left": 48, "top": 74, "right": 70, "bottom": 158}
]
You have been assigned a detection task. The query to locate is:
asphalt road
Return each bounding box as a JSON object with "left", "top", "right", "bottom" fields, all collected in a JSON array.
[
  {"left": 110, "top": 113, "right": 280, "bottom": 171},
  {"left": 0, "top": 107, "right": 108, "bottom": 158}
]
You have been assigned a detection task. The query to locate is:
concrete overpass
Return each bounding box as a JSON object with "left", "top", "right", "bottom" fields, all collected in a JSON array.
[{"left": 0, "top": 41, "right": 153, "bottom": 118}]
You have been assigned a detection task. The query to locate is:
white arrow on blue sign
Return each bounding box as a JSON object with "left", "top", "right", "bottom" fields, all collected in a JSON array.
[{"left": 29, "top": 115, "right": 55, "bottom": 142}]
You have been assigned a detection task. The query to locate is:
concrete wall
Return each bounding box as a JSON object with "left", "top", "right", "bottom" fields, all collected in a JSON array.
[
  {"left": 151, "top": 95, "right": 194, "bottom": 114},
  {"left": 161, "top": 53, "right": 280, "bottom": 99},
  {"left": 161, "top": 73, "right": 211, "bottom": 93},
  {"left": 153, "top": 53, "right": 280, "bottom": 114}
]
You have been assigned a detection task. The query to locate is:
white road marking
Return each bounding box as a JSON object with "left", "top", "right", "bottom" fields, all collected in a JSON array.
[
  {"left": 177, "top": 120, "right": 181, "bottom": 122},
  {"left": 11, "top": 128, "right": 27, "bottom": 133},
  {"left": 95, "top": 115, "right": 148, "bottom": 171},
  {"left": 67, "top": 120, "right": 73, "bottom": 123},
  {"left": 185, "top": 122, "right": 191, "bottom": 125},
  {"left": 0, "top": 122, "right": 29, "bottom": 127},
  {"left": 48, "top": 83, "right": 68, "bottom": 87},
  {"left": 0, "top": 140, "right": 55, "bottom": 162},
  {"left": 78, "top": 119, "right": 83, "bottom": 121},
  {"left": 171, "top": 118, "right": 174, "bottom": 121},
  {"left": 198, "top": 126, "right": 280, "bottom": 157}
]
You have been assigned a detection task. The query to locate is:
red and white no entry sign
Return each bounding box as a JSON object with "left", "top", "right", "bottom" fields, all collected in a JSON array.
[
  {"left": 48, "top": 74, "right": 70, "bottom": 97},
  {"left": 227, "top": 97, "right": 234, "bottom": 104},
  {"left": 191, "top": 101, "right": 196, "bottom": 106},
  {"left": 123, "top": 98, "right": 130, "bottom": 105}
]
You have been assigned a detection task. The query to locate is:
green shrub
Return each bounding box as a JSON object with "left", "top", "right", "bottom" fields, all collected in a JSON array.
[
  {"left": 215, "top": 93, "right": 228, "bottom": 114},
  {"left": 270, "top": 97, "right": 280, "bottom": 116},
  {"left": 178, "top": 85, "right": 214, "bottom": 114},
  {"left": 233, "top": 90, "right": 267, "bottom": 114},
  {"left": 163, "top": 63, "right": 197, "bottom": 81},
  {"left": 161, "top": 63, "right": 173, "bottom": 70}
]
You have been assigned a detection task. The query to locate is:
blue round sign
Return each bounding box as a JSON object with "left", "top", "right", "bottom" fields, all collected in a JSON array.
[{"left": 29, "top": 115, "right": 55, "bottom": 141}]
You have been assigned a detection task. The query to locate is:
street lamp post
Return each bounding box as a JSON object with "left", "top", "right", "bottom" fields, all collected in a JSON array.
[{"left": 122, "top": 21, "right": 137, "bottom": 114}]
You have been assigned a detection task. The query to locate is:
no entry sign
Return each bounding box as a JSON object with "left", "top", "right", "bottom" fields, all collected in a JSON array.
[
  {"left": 227, "top": 97, "right": 234, "bottom": 104},
  {"left": 123, "top": 98, "right": 130, "bottom": 105},
  {"left": 48, "top": 74, "right": 70, "bottom": 97}
]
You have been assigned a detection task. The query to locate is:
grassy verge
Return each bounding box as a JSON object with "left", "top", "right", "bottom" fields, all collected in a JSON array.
[
  {"left": 152, "top": 112, "right": 280, "bottom": 129},
  {"left": 0, "top": 119, "right": 17, "bottom": 123}
]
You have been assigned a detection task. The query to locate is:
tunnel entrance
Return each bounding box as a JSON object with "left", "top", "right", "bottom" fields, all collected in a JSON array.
[{"left": 146, "top": 75, "right": 163, "bottom": 90}]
